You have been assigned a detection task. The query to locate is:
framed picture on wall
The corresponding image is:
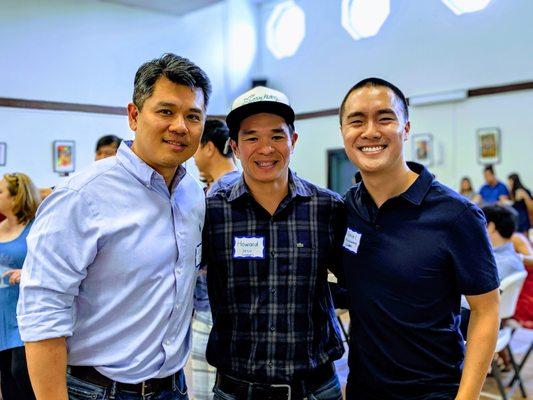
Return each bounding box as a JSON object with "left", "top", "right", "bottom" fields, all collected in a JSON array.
[
  {"left": 53, "top": 140, "right": 76, "bottom": 175},
  {"left": 477, "top": 127, "right": 501, "bottom": 164},
  {"left": 0, "top": 142, "right": 6, "bottom": 166},
  {"left": 411, "top": 133, "right": 433, "bottom": 166}
]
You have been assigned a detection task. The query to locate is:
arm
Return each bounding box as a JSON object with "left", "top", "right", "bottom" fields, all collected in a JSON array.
[
  {"left": 456, "top": 289, "right": 500, "bottom": 400},
  {"left": 511, "top": 233, "right": 533, "bottom": 269},
  {"left": 25, "top": 338, "right": 68, "bottom": 400}
]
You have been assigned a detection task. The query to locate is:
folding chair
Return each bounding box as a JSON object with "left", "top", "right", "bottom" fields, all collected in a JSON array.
[{"left": 482, "top": 271, "right": 528, "bottom": 400}]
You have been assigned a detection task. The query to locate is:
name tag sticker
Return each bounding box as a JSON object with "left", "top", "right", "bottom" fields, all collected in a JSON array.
[
  {"left": 343, "top": 228, "right": 362, "bottom": 254},
  {"left": 233, "top": 236, "right": 265, "bottom": 259},
  {"left": 195, "top": 243, "right": 202, "bottom": 268}
]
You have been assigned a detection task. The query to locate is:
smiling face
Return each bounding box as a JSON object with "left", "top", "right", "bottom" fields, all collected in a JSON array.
[
  {"left": 340, "top": 85, "right": 410, "bottom": 176},
  {"left": 232, "top": 113, "right": 297, "bottom": 188},
  {"left": 128, "top": 77, "right": 205, "bottom": 181}
]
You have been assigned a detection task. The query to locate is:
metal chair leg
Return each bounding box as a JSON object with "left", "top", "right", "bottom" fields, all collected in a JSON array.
[
  {"left": 508, "top": 341, "right": 533, "bottom": 388},
  {"left": 337, "top": 316, "right": 349, "bottom": 343},
  {"left": 491, "top": 359, "right": 508, "bottom": 400},
  {"left": 506, "top": 344, "right": 528, "bottom": 398}
]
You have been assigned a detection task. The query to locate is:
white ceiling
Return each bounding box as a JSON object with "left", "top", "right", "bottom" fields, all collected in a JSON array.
[{"left": 99, "top": 0, "right": 225, "bottom": 16}]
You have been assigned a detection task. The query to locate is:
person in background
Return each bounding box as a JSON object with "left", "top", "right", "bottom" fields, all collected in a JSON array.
[
  {"left": 476, "top": 165, "right": 509, "bottom": 205},
  {"left": 459, "top": 176, "right": 476, "bottom": 201},
  {"left": 512, "top": 232, "right": 533, "bottom": 329},
  {"left": 339, "top": 77, "right": 500, "bottom": 400},
  {"left": 94, "top": 134, "right": 122, "bottom": 161},
  {"left": 507, "top": 172, "right": 532, "bottom": 236},
  {"left": 0, "top": 172, "right": 41, "bottom": 400},
  {"left": 482, "top": 205, "right": 525, "bottom": 281},
  {"left": 17, "top": 53, "right": 211, "bottom": 400},
  {"left": 191, "top": 119, "right": 238, "bottom": 400}
]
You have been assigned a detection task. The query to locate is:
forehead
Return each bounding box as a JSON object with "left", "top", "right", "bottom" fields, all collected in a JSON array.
[
  {"left": 345, "top": 85, "right": 400, "bottom": 111},
  {"left": 146, "top": 77, "right": 205, "bottom": 109},
  {"left": 239, "top": 113, "right": 288, "bottom": 131}
]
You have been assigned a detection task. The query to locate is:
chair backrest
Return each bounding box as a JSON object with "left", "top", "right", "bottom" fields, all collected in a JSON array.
[{"left": 499, "top": 271, "right": 528, "bottom": 319}]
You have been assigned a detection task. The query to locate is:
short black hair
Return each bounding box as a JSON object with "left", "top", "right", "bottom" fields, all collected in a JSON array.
[
  {"left": 201, "top": 119, "right": 232, "bottom": 157},
  {"left": 482, "top": 204, "right": 518, "bottom": 239},
  {"left": 133, "top": 53, "right": 212, "bottom": 110},
  {"left": 484, "top": 164, "right": 495, "bottom": 174},
  {"left": 96, "top": 135, "right": 122, "bottom": 151},
  {"left": 339, "top": 77, "right": 409, "bottom": 124}
]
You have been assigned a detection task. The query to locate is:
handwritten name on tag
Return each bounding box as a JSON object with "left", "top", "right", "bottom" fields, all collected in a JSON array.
[
  {"left": 233, "top": 236, "right": 265, "bottom": 259},
  {"left": 343, "top": 228, "right": 362, "bottom": 254}
]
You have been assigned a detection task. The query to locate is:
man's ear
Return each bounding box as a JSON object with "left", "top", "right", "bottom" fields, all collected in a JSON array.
[
  {"left": 290, "top": 132, "right": 299, "bottom": 154},
  {"left": 127, "top": 103, "right": 139, "bottom": 132},
  {"left": 205, "top": 141, "right": 216, "bottom": 156},
  {"left": 403, "top": 121, "right": 411, "bottom": 141},
  {"left": 230, "top": 139, "right": 240, "bottom": 159},
  {"left": 487, "top": 221, "right": 496, "bottom": 234}
]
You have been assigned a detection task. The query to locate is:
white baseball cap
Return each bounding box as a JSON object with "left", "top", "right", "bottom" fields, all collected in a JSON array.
[{"left": 226, "top": 86, "right": 295, "bottom": 139}]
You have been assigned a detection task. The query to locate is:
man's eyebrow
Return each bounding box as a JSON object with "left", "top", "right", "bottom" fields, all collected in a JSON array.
[
  {"left": 240, "top": 129, "right": 257, "bottom": 135},
  {"left": 188, "top": 107, "right": 203, "bottom": 114},
  {"left": 345, "top": 111, "right": 365, "bottom": 120},
  {"left": 155, "top": 102, "right": 176, "bottom": 107},
  {"left": 377, "top": 108, "right": 396, "bottom": 115}
]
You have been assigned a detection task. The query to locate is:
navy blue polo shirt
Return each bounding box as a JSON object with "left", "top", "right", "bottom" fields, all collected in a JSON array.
[{"left": 343, "top": 162, "right": 499, "bottom": 399}]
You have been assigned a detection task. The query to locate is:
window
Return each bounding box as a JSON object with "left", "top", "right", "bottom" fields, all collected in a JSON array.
[
  {"left": 341, "top": 0, "right": 390, "bottom": 40},
  {"left": 441, "top": 0, "right": 492, "bottom": 15},
  {"left": 266, "top": 0, "right": 306, "bottom": 59}
]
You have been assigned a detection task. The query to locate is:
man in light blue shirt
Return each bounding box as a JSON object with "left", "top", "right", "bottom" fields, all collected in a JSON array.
[
  {"left": 17, "top": 53, "right": 211, "bottom": 400},
  {"left": 482, "top": 204, "right": 526, "bottom": 281}
]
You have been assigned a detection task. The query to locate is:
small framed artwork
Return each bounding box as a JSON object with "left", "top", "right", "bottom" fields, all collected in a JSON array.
[
  {"left": 53, "top": 140, "right": 75, "bottom": 175},
  {"left": 411, "top": 133, "right": 433, "bottom": 166},
  {"left": 477, "top": 127, "right": 501, "bottom": 164},
  {"left": 0, "top": 142, "right": 6, "bottom": 166}
]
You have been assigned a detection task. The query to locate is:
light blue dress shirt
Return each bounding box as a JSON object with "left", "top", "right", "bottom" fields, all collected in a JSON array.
[
  {"left": 493, "top": 242, "right": 526, "bottom": 281},
  {"left": 17, "top": 141, "right": 205, "bottom": 383}
]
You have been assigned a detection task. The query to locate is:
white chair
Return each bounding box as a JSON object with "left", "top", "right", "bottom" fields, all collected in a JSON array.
[{"left": 482, "top": 270, "right": 528, "bottom": 400}]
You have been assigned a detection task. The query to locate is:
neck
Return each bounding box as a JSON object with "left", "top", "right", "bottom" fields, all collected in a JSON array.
[
  {"left": 492, "top": 235, "right": 509, "bottom": 248},
  {"left": 245, "top": 173, "right": 290, "bottom": 215},
  {"left": 361, "top": 161, "right": 418, "bottom": 208},
  {"left": 2, "top": 212, "right": 22, "bottom": 229},
  {"left": 210, "top": 158, "right": 238, "bottom": 183}
]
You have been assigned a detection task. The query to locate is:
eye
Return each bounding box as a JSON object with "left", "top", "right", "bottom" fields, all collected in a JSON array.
[
  {"left": 272, "top": 135, "right": 285, "bottom": 141},
  {"left": 187, "top": 114, "right": 201, "bottom": 122},
  {"left": 158, "top": 109, "right": 172, "bottom": 116},
  {"left": 244, "top": 137, "right": 258, "bottom": 142}
]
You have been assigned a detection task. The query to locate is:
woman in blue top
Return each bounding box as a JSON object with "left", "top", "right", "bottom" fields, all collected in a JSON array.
[{"left": 0, "top": 172, "right": 40, "bottom": 400}]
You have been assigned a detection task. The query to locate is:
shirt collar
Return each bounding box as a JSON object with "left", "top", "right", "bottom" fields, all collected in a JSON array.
[
  {"left": 116, "top": 140, "right": 186, "bottom": 189},
  {"left": 354, "top": 161, "right": 434, "bottom": 207},
  {"left": 399, "top": 162, "right": 434, "bottom": 206},
  {"left": 227, "top": 169, "right": 313, "bottom": 203}
]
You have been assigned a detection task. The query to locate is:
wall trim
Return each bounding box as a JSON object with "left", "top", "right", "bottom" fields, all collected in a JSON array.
[{"left": 1, "top": 81, "right": 532, "bottom": 120}]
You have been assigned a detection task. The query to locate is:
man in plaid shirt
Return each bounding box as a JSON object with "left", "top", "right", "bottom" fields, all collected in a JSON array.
[{"left": 203, "top": 86, "right": 345, "bottom": 400}]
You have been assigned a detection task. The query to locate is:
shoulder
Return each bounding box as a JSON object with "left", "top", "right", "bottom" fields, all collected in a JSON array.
[
  {"left": 56, "top": 157, "right": 119, "bottom": 193},
  {"left": 180, "top": 171, "right": 205, "bottom": 198},
  {"left": 295, "top": 176, "right": 344, "bottom": 204},
  {"left": 426, "top": 180, "right": 483, "bottom": 222}
]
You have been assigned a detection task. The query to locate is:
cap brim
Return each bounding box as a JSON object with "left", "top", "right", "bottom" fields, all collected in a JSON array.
[{"left": 226, "top": 101, "right": 295, "bottom": 138}]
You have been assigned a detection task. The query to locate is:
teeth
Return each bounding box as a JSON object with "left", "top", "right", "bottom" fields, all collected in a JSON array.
[
  {"left": 165, "top": 140, "right": 185, "bottom": 146},
  {"left": 256, "top": 161, "right": 275, "bottom": 167},
  {"left": 361, "top": 146, "right": 384, "bottom": 153}
]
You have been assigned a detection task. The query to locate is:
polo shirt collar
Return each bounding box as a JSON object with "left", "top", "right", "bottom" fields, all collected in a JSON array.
[
  {"left": 227, "top": 169, "right": 312, "bottom": 203},
  {"left": 354, "top": 161, "right": 433, "bottom": 207},
  {"left": 116, "top": 140, "right": 185, "bottom": 190},
  {"left": 399, "top": 162, "right": 434, "bottom": 206}
]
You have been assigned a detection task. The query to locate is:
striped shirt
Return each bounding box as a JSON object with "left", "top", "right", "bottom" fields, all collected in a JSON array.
[{"left": 204, "top": 171, "right": 345, "bottom": 382}]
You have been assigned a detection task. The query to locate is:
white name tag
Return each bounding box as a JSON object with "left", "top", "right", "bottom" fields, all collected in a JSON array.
[
  {"left": 233, "top": 236, "right": 265, "bottom": 259},
  {"left": 195, "top": 243, "right": 202, "bottom": 268},
  {"left": 343, "top": 228, "right": 362, "bottom": 254}
]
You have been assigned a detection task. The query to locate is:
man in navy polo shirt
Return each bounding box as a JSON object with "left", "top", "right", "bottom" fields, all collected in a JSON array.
[{"left": 339, "top": 78, "right": 500, "bottom": 399}]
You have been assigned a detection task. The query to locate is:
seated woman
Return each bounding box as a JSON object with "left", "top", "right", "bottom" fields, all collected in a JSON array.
[
  {"left": 508, "top": 173, "right": 532, "bottom": 236},
  {"left": 0, "top": 172, "right": 41, "bottom": 400}
]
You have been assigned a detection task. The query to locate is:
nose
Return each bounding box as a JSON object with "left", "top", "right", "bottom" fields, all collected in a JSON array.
[
  {"left": 258, "top": 142, "right": 275, "bottom": 155},
  {"left": 169, "top": 115, "right": 188, "bottom": 135},
  {"left": 361, "top": 120, "right": 381, "bottom": 140}
]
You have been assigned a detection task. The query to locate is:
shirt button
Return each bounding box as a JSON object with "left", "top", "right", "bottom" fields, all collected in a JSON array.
[
  {"left": 270, "top": 326, "right": 275, "bottom": 332},
  {"left": 267, "top": 362, "right": 273, "bottom": 368},
  {"left": 270, "top": 288, "right": 276, "bottom": 294},
  {"left": 165, "top": 340, "right": 171, "bottom": 346},
  {"left": 270, "top": 250, "right": 276, "bottom": 257},
  {"left": 176, "top": 269, "right": 182, "bottom": 275}
]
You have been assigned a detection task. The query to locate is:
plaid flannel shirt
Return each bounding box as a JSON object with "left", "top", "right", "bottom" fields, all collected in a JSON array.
[{"left": 204, "top": 170, "right": 345, "bottom": 383}]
